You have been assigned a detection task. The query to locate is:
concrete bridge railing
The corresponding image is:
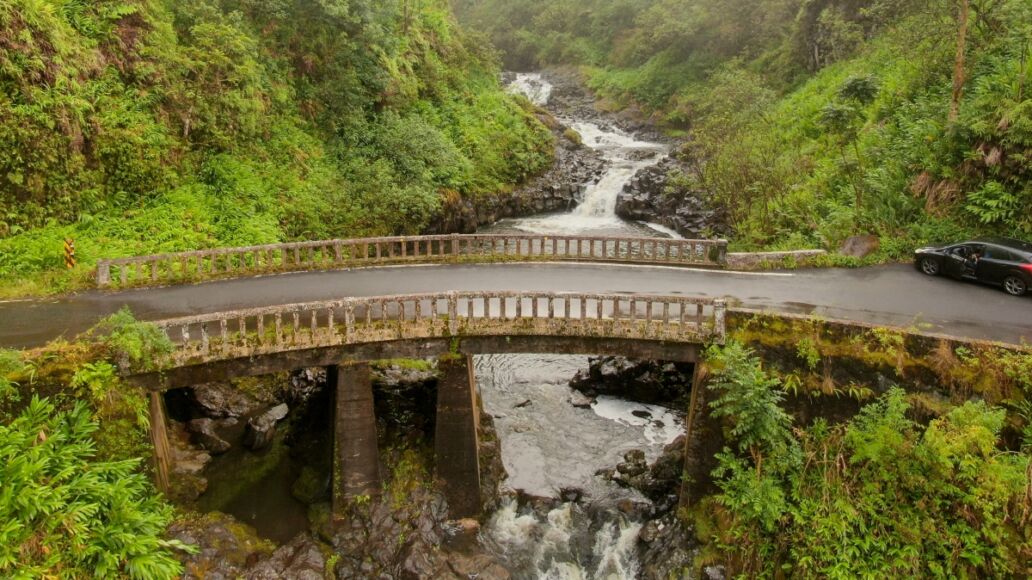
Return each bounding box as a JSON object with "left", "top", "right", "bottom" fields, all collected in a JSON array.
[
  {"left": 154, "top": 291, "right": 726, "bottom": 368},
  {"left": 97, "top": 234, "right": 728, "bottom": 288}
]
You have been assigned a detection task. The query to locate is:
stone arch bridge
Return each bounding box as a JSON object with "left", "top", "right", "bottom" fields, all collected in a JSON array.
[{"left": 132, "top": 290, "right": 726, "bottom": 521}]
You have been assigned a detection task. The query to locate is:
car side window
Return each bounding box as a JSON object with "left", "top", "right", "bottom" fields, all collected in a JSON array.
[{"left": 951, "top": 246, "right": 969, "bottom": 258}]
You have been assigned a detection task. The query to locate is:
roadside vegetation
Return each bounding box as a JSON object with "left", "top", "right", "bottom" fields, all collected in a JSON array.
[
  {"left": 695, "top": 341, "right": 1032, "bottom": 578},
  {"left": 455, "top": 0, "right": 1032, "bottom": 256},
  {"left": 0, "top": 0, "right": 553, "bottom": 297},
  {"left": 0, "top": 312, "right": 184, "bottom": 578}
]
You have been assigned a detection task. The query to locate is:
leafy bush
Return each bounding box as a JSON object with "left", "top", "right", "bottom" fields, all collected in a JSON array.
[
  {"left": 87, "top": 309, "right": 174, "bottom": 372},
  {"left": 698, "top": 343, "right": 1031, "bottom": 578},
  {"left": 0, "top": 397, "right": 186, "bottom": 579}
]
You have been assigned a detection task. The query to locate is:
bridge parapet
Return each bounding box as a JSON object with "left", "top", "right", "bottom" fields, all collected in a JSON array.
[
  {"left": 97, "top": 234, "right": 728, "bottom": 289},
  {"left": 153, "top": 291, "right": 726, "bottom": 368}
]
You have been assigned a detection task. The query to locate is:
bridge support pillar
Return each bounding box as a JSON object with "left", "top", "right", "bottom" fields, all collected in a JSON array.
[
  {"left": 149, "top": 392, "right": 171, "bottom": 494},
  {"left": 435, "top": 354, "right": 482, "bottom": 519},
  {"left": 330, "top": 362, "right": 381, "bottom": 519},
  {"left": 679, "top": 362, "right": 724, "bottom": 509}
]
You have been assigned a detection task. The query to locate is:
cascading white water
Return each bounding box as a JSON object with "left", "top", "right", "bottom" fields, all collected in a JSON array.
[
  {"left": 507, "top": 73, "right": 554, "bottom": 107},
  {"left": 486, "top": 74, "right": 688, "bottom": 578},
  {"left": 484, "top": 497, "right": 643, "bottom": 580},
  {"left": 503, "top": 73, "right": 672, "bottom": 237},
  {"left": 475, "top": 354, "right": 683, "bottom": 578}
]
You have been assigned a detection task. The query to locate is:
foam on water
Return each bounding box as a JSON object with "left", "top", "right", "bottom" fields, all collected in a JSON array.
[{"left": 501, "top": 74, "right": 670, "bottom": 237}]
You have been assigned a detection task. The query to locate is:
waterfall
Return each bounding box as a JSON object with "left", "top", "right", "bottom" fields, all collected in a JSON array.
[{"left": 503, "top": 73, "right": 672, "bottom": 236}]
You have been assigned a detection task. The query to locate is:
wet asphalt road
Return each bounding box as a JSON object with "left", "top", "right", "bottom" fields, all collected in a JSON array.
[{"left": 0, "top": 262, "right": 1029, "bottom": 348}]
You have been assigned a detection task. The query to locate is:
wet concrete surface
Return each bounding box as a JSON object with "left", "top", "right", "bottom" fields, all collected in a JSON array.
[{"left": 0, "top": 262, "right": 1029, "bottom": 348}]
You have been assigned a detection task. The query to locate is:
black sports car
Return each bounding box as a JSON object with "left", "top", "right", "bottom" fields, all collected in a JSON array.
[{"left": 914, "top": 237, "right": 1032, "bottom": 296}]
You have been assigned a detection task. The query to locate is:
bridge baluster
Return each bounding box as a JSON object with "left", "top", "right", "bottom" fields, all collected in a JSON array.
[
  {"left": 274, "top": 314, "right": 283, "bottom": 346},
  {"left": 580, "top": 297, "right": 587, "bottom": 320},
  {"left": 695, "top": 303, "right": 703, "bottom": 329},
  {"left": 713, "top": 299, "right": 727, "bottom": 342},
  {"left": 292, "top": 311, "right": 300, "bottom": 342},
  {"left": 344, "top": 303, "right": 355, "bottom": 342},
  {"left": 597, "top": 298, "right": 604, "bottom": 320},
  {"left": 200, "top": 323, "right": 210, "bottom": 354}
]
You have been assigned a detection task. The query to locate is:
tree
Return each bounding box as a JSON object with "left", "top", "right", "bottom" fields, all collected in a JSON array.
[{"left": 950, "top": 0, "right": 970, "bottom": 122}]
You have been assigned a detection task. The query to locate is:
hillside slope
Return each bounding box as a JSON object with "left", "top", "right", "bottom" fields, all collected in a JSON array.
[
  {"left": 456, "top": 0, "right": 1032, "bottom": 255},
  {"left": 0, "top": 0, "right": 553, "bottom": 295}
]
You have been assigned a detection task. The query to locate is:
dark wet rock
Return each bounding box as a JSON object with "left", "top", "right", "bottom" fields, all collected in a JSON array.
[
  {"left": 608, "top": 437, "right": 686, "bottom": 508},
  {"left": 445, "top": 553, "right": 512, "bottom": 580},
  {"left": 169, "top": 512, "right": 275, "bottom": 580},
  {"left": 570, "top": 356, "right": 695, "bottom": 406},
  {"left": 246, "top": 533, "right": 327, "bottom": 580},
  {"left": 616, "top": 449, "right": 648, "bottom": 478},
  {"left": 286, "top": 368, "right": 326, "bottom": 407},
  {"left": 616, "top": 155, "right": 729, "bottom": 238},
  {"left": 192, "top": 382, "right": 267, "bottom": 419},
  {"left": 186, "top": 418, "right": 233, "bottom": 455},
  {"left": 840, "top": 234, "right": 880, "bottom": 258},
  {"left": 638, "top": 513, "right": 698, "bottom": 580},
  {"left": 243, "top": 403, "right": 289, "bottom": 450}
]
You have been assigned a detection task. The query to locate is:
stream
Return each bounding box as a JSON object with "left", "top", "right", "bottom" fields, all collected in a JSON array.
[
  {"left": 485, "top": 73, "right": 679, "bottom": 239},
  {"left": 475, "top": 354, "right": 682, "bottom": 579},
  {"left": 475, "top": 74, "right": 686, "bottom": 579}
]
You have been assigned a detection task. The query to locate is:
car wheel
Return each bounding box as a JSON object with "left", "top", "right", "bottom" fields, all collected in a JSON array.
[
  {"left": 1003, "top": 276, "right": 1028, "bottom": 297},
  {"left": 919, "top": 258, "right": 940, "bottom": 276}
]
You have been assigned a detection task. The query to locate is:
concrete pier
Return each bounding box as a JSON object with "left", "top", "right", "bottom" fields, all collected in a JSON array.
[
  {"left": 435, "top": 354, "right": 482, "bottom": 519},
  {"left": 330, "top": 362, "right": 381, "bottom": 517},
  {"left": 149, "top": 392, "right": 171, "bottom": 494},
  {"left": 680, "top": 362, "right": 724, "bottom": 508}
]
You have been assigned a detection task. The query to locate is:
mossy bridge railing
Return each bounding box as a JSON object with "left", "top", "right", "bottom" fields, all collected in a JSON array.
[
  {"left": 96, "top": 234, "right": 728, "bottom": 288},
  {"left": 150, "top": 291, "right": 726, "bottom": 369}
]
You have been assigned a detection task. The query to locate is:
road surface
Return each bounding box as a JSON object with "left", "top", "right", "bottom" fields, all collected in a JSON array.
[{"left": 1, "top": 262, "right": 1029, "bottom": 348}]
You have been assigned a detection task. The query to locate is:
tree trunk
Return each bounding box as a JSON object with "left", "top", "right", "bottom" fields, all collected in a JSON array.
[{"left": 949, "top": 0, "right": 969, "bottom": 123}]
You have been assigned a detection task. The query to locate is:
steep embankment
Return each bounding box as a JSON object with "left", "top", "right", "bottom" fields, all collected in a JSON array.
[
  {"left": 0, "top": 0, "right": 554, "bottom": 297},
  {"left": 455, "top": 0, "right": 1032, "bottom": 257}
]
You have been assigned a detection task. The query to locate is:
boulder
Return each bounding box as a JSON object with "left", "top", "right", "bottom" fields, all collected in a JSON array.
[
  {"left": 840, "top": 234, "right": 880, "bottom": 258},
  {"left": 246, "top": 533, "right": 326, "bottom": 580},
  {"left": 243, "top": 404, "right": 289, "bottom": 450},
  {"left": 192, "top": 383, "right": 265, "bottom": 419},
  {"left": 168, "top": 512, "right": 274, "bottom": 580},
  {"left": 570, "top": 356, "right": 694, "bottom": 406},
  {"left": 186, "top": 418, "right": 233, "bottom": 454}
]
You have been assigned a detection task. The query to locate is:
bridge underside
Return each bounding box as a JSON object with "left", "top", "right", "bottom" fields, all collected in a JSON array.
[{"left": 130, "top": 335, "right": 702, "bottom": 391}]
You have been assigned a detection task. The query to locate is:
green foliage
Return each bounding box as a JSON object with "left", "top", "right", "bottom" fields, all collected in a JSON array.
[
  {"left": 0, "top": 0, "right": 553, "bottom": 297},
  {"left": 0, "top": 349, "right": 25, "bottom": 404},
  {"left": 706, "top": 341, "right": 795, "bottom": 456},
  {"left": 699, "top": 384, "right": 1031, "bottom": 577},
  {"left": 87, "top": 308, "right": 174, "bottom": 371},
  {"left": 0, "top": 397, "right": 186, "bottom": 579},
  {"left": 457, "top": 0, "right": 1032, "bottom": 251}
]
